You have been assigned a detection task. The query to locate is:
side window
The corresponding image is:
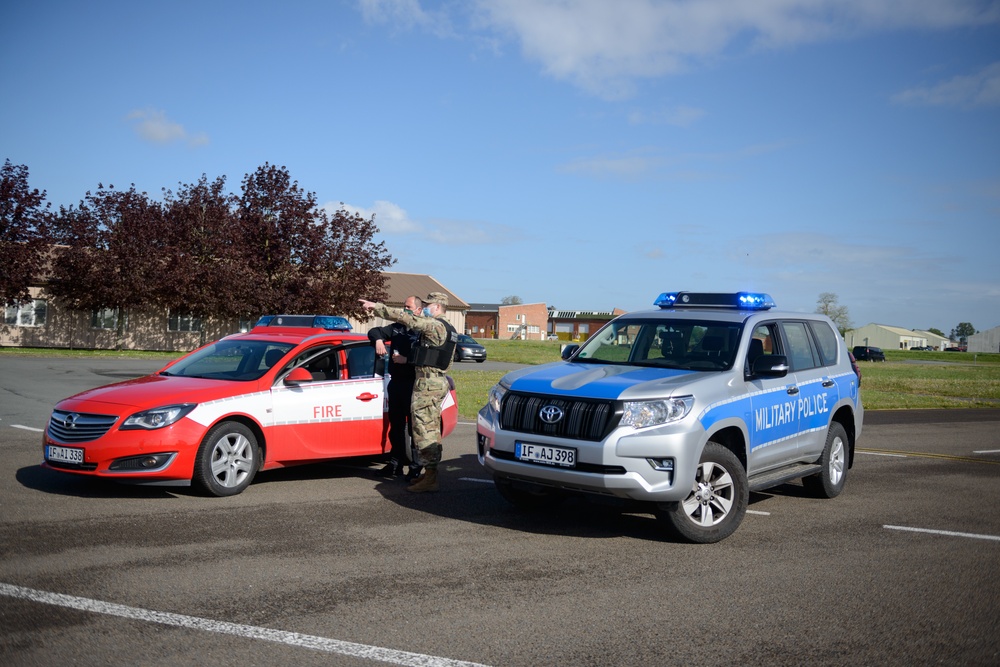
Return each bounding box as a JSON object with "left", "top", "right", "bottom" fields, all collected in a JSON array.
[
  {"left": 808, "top": 321, "right": 840, "bottom": 367},
  {"left": 780, "top": 321, "right": 819, "bottom": 371},
  {"left": 747, "top": 323, "right": 779, "bottom": 372},
  {"left": 346, "top": 344, "right": 377, "bottom": 379},
  {"left": 297, "top": 346, "right": 339, "bottom": 381}
]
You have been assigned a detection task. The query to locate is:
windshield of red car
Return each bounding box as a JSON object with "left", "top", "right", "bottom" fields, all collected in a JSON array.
[{"left": 162, "top": 340, "right": 296, "bottom": 381}]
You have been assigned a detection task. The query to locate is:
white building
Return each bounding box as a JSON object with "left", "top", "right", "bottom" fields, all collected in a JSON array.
[
  {"left": 968, "top": 325, "right": 1000, "bottom": 354},
  {"left": 844, "top": 324, "right": 950, "bottom": 351}
]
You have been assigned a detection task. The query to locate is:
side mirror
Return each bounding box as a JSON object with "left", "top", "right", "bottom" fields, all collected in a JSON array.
[
  {"left": 750, "top": 355, "right": 789, "bottom": 379},
  {"left": 561, "top": 344, "right": 580, "bottom": 360},
  {"left": 283, "top": 367, "right": 313, "bottom": 386}
]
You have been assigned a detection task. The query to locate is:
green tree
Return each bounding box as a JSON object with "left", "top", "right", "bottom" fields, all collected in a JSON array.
[
  {"left": 0, "top": 160, "right": 51, "bottom": 306},
  {"left": 49, "top": 184, "right": 166, "bottom": 349},
  {"left": 927, "top": 327, "right": 945, "bottom": 338},
  {"left": 815, "top": 292, "right": 852, "bottom": 334},
  {"left": 951, "top": 322, "right": 976, "bottom": 342}
]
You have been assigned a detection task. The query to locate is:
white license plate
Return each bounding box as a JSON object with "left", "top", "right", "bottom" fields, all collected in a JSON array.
[
  {"left": 47, "top": 445, "right": 84, "bottom": 464},
  {"left": 515, "top": 442, "right": 576, "bottom": 468}
]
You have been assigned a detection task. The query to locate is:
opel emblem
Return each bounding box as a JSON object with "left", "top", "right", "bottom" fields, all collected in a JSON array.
[
  {"left": 65, "top": 413, "right": 80, "bottom": 429},
  {"left": 539, "top": 405, "right": 564, "bottom": 424}
]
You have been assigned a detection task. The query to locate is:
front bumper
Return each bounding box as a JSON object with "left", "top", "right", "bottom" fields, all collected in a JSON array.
[
  {"left": 42, "top": 417, "right": 206, "bottom": 484},
  {"left": 477, "top": 406, "right": 706, "bottom": 503}
]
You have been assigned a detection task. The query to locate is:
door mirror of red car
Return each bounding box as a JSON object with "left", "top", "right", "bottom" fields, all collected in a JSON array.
[{"left": 283, "top": 367, "right": 313, "bottom": 385}]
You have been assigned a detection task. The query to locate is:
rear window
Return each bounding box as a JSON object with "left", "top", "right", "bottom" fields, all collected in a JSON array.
[{"left": 809, "top": 321, "right": 840, "bottom": 366}]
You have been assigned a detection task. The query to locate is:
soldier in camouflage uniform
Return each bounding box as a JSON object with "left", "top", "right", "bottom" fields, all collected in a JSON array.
[{"left": 359, "top": 291, "right": 459, "bottom": 493}]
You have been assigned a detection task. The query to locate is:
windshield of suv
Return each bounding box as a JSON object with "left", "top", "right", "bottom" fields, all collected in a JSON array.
[
  {"left": 162, "top": 339, "right": 296, "bottom": 381},
  {"left": 573, "top": 318, "right": 743, "bottom": 371}
]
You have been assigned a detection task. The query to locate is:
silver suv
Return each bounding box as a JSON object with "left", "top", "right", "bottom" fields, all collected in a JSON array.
[{"left": 477, "top": 292, "right": 864, "bottom": 543}]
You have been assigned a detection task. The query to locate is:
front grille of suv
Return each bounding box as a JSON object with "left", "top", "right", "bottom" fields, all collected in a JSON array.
[
  {"left": 500, "top": 392, "right": 620, "bottom": 441},
  {"left": 48, "top": 410, "right": 119, "bottom": 443}
]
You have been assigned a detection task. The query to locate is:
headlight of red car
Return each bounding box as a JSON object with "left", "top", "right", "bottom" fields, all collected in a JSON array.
[{"left": 120, "top": 404, "right": 197, "bottom": 430}]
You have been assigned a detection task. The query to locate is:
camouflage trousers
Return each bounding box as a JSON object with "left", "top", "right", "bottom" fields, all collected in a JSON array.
[{"left": 410, "top": 372, "right": 450, "bottom": 466}]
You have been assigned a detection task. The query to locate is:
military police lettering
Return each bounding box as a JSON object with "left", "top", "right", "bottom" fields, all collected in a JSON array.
[{"left": 359, "top": 292, "right": 459, "bottom": 493}]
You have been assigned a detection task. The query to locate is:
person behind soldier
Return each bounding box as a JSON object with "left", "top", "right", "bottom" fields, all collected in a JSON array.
[
  {"left": 367, "top": 295, "right": 422, "bottom": 480},
  {"left": 358, "top": 291, "right": 458, "bottom": 493}
]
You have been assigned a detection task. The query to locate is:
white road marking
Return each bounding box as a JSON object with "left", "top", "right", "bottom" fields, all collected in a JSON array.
[
  {"left": 884, "top": 525, "right": 1000, "bottom": 542},
  {"left": 859, "top": 451, "right": 907, "bottom": 458},
  {"left": 0, "top": 583, "right": 492, "bottom": 667},
  {"left": 746, "top": 510, "right": 771, "bottom": 516},
  {"left": 11, "top": 425, "right": 43, "bottom": 432},
  {"left": 973, "top": 449, "right": 1000, "bottom": 454},
  {"left": 459, "top": 477, "right": 493, "bottom": 484}
]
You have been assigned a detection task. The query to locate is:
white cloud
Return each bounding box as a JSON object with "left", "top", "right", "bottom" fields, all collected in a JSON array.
[
  {"left": 126, "top": 108, "right": 208, "bottom": 147},
  {"left": 892, "top": 61, "right": 1000, "bottom": 108},
  {"left": 334, "top": 199, "right": 518, "bottom": 245},
  {"left": 358, "top": 0, "right": 453, "bottom": 36},
  {"left": 335, "top": 200, "right": 422, "bottom": 234},
  {"left": 423, "top": 218, "right": 524, "bottom": 245},
  {"left": 557, "top": 153, "right": 662, "bottom": 178},
  {"left": 469, "top": 0, "right": 1000, "bottom": 98}
]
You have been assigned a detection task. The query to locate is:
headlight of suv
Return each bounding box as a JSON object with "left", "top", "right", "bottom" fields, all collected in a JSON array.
[
  {"left": 620, "top": 396, "right": 694, "bottom": 429},
  {"left": 487, "top": 383, "right": 508, "bottom": 413},
  {"left": 121, "top": 404, "right": 197, "bottom": 430}
]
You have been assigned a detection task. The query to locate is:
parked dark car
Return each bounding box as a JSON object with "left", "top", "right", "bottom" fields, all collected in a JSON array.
[
  {"left": 852, "top": 345, "right": 886, "bottom": 362},
  {"left": 454, "top": 334, "right": 487, "bottom": 363}
]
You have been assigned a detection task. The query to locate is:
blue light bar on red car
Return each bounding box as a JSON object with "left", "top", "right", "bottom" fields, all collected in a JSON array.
[
  {"left": 654, "top": 292, "right": 775, "bottom": 310},
  {"left": 254, "top": 315, "right": 353, "bottom": 330}
]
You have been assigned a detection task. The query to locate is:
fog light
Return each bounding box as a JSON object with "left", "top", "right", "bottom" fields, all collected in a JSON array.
[
  {"left": 109, "top": 453, "right": 176, "bottom": 471},
  {"left": 648, "top": 458, "right": 674, "bottom": 472}
]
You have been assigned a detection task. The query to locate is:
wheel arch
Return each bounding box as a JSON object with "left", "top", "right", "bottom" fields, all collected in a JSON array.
[
  {"left": 831, "top": 405, "right": 857, "bottom": 469},
  {"left": 206, "top": 414, "right": 267, "bottom": 469},
  {"left": 707, "top": 424, "right": 748, "bottom": 473}
]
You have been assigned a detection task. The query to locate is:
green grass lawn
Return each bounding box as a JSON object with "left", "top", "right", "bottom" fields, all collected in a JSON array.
[
  {"left": 451, "top": 342, "right": 1000, "bottom": 420},
  {"left": 6, "top": 342, "right": 999, "bottom": 420}
]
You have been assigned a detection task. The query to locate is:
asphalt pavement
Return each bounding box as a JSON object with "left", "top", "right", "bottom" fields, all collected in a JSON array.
[{"left": 1, "top": 357, "right": 999, "bottom": 666}]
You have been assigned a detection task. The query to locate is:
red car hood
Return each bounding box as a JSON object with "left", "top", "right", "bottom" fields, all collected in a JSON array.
[{"left": 55, "top": 374, "right": 265, "bottom": 412}]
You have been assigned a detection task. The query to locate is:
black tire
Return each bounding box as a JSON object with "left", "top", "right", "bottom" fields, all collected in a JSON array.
[
  {"left": 476, "top": 359, "right": 485, "bottom": 363},
  {"left": 193, "top": 421, "right": 259, "bottom": 497},
  {"left": 656, "top": 442, "right": 748, "bottom": 543},
  {"left": 802, "top": 422, "right": 848, "bottom": 498},
  {"left": 494, "top": 475, "right": 565, "bottom": 511}
]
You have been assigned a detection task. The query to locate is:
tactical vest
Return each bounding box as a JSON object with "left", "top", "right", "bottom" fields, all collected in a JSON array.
[{"left": 412, "top": 318, "right": 459, "bottom": 370}]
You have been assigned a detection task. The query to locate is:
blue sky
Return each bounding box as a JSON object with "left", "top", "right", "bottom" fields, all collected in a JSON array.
[{"left": 3, "top": 0, "right": 998, "bottom": 334}]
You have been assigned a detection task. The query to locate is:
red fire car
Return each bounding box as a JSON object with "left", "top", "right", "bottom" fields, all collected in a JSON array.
[{"left": 42, "top": 315, "right": 458, "bottom": 496}]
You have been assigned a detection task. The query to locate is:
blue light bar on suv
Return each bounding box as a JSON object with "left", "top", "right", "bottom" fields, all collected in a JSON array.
[
  {"left": 254, "top": 315, "right": 353, "bottom": 330},
  {"left": 654, "top": 292, "right": 776, "bottom": 310}
]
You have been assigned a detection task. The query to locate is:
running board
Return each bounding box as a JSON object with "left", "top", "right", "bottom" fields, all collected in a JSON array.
[{"left": 748, "top": 463, "right": 822, "bottom": 492}]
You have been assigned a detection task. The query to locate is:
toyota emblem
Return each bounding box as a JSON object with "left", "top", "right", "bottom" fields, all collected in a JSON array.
[{"left": 538, "top": 405, "right": 564, "bottom": 424}]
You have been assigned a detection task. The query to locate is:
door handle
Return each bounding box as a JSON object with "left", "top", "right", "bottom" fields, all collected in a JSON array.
[
  {"left": 822, "top": 380, "right": 835, "bottom": 388},
  {"left": 356, "top": 392, "right": 379, "bottom": 402},
  {"left": 786, "top": 386, "right": 800, "bottom": 396}
]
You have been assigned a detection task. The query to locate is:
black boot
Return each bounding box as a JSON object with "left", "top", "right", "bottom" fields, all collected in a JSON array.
[{"left": 379, "top": 458, "right": 404, "bottom": 478}]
